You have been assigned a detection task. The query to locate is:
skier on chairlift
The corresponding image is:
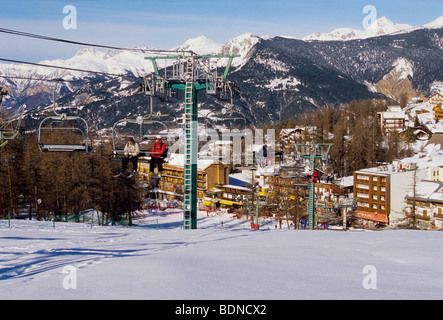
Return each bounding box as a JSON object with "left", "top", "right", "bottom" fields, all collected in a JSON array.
[
  {"left": 122, "top": 137, "right": 140, "bottom": 173},
  {"left": 312, "top": 169, "right": 319, "bottom": 183},
  {"left": 149, "top": 135, "right": 166, "bottom": 176}
]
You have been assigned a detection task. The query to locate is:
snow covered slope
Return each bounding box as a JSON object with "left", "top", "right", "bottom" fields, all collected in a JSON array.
[{"left": 0, "top": 212, "right": 442, "bottom": 300}]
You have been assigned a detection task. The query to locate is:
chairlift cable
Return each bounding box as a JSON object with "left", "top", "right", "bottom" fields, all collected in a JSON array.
[
  {"left": 0, "top": 74, "right": 90, "bottom": 83},
  {"left": 0, "top": 27, "right": 193, "bottom": 55},
  {"left": 0, "top": 75, "right": 136, "bottom": 85},
  {"left": 0, "top": 57, "right": 140, "bottom": 79}
]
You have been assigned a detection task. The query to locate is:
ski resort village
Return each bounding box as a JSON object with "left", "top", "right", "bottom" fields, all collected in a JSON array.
[{"left": 1, "top": 5, "right": 443, "bottom": 301}]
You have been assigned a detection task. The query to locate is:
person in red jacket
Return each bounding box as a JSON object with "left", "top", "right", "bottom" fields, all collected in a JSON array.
[
  {"left": 312, "top": 170, "right": 319, "bottom": 183},
  {"left": 150, "top": 135, "right": 166, "bottom": 175}
]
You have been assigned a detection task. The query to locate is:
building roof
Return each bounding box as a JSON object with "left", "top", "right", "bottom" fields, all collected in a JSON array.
[
  {"left": 427, "top": 133, "right": 443, "bottom": 148},
  {"left": 167, "top": 153, "right": 219, "bottom": 171},
  {"left": 356, "top": 143, "right": 443, "bottom": 175},
  {"left": 337, "top": 175, "right": 354, "bottom": 188},
  {"left": 405, "top": 180, "right": 443, "bottom": 203},
  {"left": 229, "top": 172, "right": 252, "bottom": 187}
]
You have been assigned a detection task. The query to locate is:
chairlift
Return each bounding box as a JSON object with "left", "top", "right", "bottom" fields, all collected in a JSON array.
[
  {"left": 37, "top": 113, "right": 91, "bottom": 152},
  {"left": 110, "top": 76, "right": 184, "bottom": 163},
  {"left": 110, "top": 113, "right": 181, "bottom": 163},
  {"left": 216, "top": 81, "right": 240, "bottom": 103},
  {"left": 204, "top": 107, "right": 247, "bottom": 131},
  {"left": 37, "top": 80, "right": 91, "bottom": 153},
  {"left": 0, "top": 89, "right": 24, "bottom": 149}
]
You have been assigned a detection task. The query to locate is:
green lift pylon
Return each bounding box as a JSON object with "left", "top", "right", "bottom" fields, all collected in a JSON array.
[
  {"left": 296, "top": 143, "right": 333, "bottom": 229},
  {"left": 146, "top": 53, "right": 239, "bottom": 229},
  {"left": 183, "top": 57, "right": 197, "bottom": 229}
]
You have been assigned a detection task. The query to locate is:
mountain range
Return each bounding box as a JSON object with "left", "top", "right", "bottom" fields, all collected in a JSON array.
[
  {"left": 302, "top": 15, "right": 443, "bottom": 41},
  {"left": 1, "top": 16, "right": 443, "bottom": 130}
]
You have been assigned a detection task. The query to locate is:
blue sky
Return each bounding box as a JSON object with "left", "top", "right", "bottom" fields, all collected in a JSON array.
[{"left": 0, "top": 0, "right": 442, "bottom": 61}]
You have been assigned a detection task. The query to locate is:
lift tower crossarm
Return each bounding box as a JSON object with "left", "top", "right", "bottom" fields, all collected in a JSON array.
[{"left": 145, "top": 54, "right": 240, "bottom": 79}]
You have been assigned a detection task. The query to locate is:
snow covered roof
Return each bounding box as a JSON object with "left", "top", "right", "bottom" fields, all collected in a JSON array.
[
  {"left": 382, "top": 111, "right": 407, "bottom": 119},
  {"left": 338, "top": 176, "right": 354, "bottom": 188},
  {"left": 405, "top": 98, "right": 443, "bottom": 134},
  {"left": 220, "top": 184, "right": 251, "bottom": 192},
  {"left": 167, "top": 153, "right": 217, "bottom": 171},
  {"left": 379, "top": 105, "right": 407, "bottom": 119},
  {"left": 405, "top": 180, "right": 443, "bottom": 203},
  {"left": 229, "top": 172, "right": 252, "bottom": 187},
  {"left": 358, "top": 143, "right": 443, "bottom": 174}
]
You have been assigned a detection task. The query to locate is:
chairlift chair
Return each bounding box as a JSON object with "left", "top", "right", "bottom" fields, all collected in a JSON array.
[
  {"left": 36, "top": 80, "right": 92, "bottom": 153},
  {"left": 202, "top": 108, "right": 247, "bottom": 162},
  {"left": 204, "top": 108, "right": 247, "bottom": 131},
  {"left": 37, "top": 114, "right": 92, "bottom": 153}
]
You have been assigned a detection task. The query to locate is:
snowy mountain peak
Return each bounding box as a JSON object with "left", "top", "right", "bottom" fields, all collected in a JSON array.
[
  {"left": 219, "top": 33, "right": 261, "bottom": 66},
  {"left": 424, "top": 15, "right": 443, "bottom": 29},
  {"left": 303, "top": 16, "right": 417, "bottom": 41},
  {"left": 172, "top": 35, "right": 223, "bottom": 55},
  {"left": 367, "top": 16, "right": 412, "bottom": 34},
  {"left": 75, "top": 47, "right": 103, "bottom": 57}
]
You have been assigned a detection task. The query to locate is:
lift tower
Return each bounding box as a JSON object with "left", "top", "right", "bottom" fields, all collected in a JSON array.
[
  {"left": 295, "top": 142, "right": 333, "bottom": 229},
  {"left": 145, "top": 53, "right": 239, "bottom": 229}
]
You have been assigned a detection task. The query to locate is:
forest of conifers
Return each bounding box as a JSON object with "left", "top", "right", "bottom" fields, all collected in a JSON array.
[{"left": 0, "top": 132, "right": 142, "bottom": 222}]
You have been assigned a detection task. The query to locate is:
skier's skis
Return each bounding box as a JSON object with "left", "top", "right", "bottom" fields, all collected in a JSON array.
[{"left": 113, "top": 171, "right": 137, "bottom": 178}]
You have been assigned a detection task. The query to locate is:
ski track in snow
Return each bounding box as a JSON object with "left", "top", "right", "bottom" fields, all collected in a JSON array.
[
  {"left": 0, "top": 216, "right": 249, "bottom": 285},
  {"left": 0, "top": 212, "right": 442, "bottom": 300}
]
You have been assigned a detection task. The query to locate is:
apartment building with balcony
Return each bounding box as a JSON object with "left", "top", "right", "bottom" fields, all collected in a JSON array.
[
  {"left": 377, "top": 105, "right": 408, "bottom": 133},
  {"left": 404, "top": 180, "right": 443, "bottom": 229},
  {"left": 354, "top": 164, "right": 428, "bottom": 227}
]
